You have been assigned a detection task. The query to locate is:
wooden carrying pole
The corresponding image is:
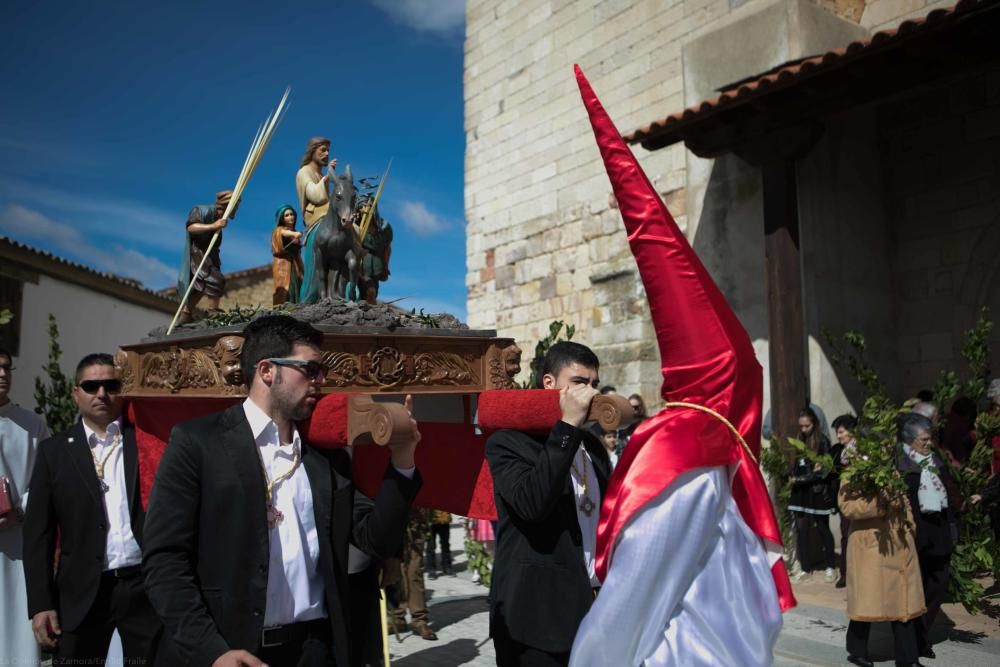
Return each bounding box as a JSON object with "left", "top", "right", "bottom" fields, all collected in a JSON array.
[{"left": 167, "top": 87, "right": 291, "bottom": 335}]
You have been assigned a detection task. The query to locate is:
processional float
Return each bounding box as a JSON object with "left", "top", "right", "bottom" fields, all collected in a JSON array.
[{"left": 122, "top": 90, "right": 636, "bottom": 518}]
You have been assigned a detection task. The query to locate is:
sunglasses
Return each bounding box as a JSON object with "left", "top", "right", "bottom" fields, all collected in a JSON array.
[
  {"left": 78, "top": 379, "right": 122, "bottom": 395},
  {"left": 266, "top": 358, "right": 328, "bottom": 381}
]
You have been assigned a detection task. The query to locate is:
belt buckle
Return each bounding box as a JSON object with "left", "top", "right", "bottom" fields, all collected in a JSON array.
[{"left": 261, "top": 626, "right": 283, "bottom": 648}]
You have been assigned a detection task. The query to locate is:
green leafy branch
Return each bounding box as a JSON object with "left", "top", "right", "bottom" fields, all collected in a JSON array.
[
  {"left": 33, "top": 314, "right": 76, "bottom": 433},
  {"left": 519, "top": 320, "right": 576, "bottom": 389}
]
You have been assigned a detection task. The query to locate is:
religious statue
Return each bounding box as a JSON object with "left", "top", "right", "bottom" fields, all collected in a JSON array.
[
  {"left": 295, "top": 136, "right": 336, "bottom": 229},
  {"left": 177, "top": 190, "right": 238, "bottom": 323},
  {"left": 356, "top": 202, "right": 393, "bottom": 304},
  {"left": 295, "top": 135, "right": 395, "bottom": 305},
  {"left": 271, "top": 204, "right": 304, "bottom": 305}
]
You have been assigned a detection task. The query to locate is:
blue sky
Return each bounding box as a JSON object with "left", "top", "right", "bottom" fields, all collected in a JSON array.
[{"left": 0, "top": 0, "right": 469, "bottom": 318}]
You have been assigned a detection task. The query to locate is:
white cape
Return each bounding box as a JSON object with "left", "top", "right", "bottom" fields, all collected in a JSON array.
[
  {"left": 570, "top": 466, "right": 782, "bottom": 667},
  {"left": 0, "top": 402, "right": 49, "bottom": 666}
]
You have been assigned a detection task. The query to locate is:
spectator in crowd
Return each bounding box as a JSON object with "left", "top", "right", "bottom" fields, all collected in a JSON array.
[
  {"left": 988, "top": 379, "right": 1000, "bottom": 475},
  {"left": 940, "top": 397, "right": 978, "bottom": 464},
  {"left": 898, "top": 413, "right": 959, "bottom": 660},
  {"left": 916, "top": 389, "right": 935, "bottom": 403},
  {"left": 615, "top": 393, "right": 648, "bottom": 453},
  {"left": 425, "top": 509, "right": 453, "bottom": 578},
  {"left": 0, "top": 348, "right": 50, "bottom": 665},
  {"left": 839, "top": 466, "right": 925, "bottom": 667},
  {"left": 386, "top": 509, "right": 438, "bottom": 640},
  {"left": 788, "top": 407, "right": 838, "bottom": 583},
  {"left": 762, "top": 402, "right": 831, "bottom": 443},
  {"left": 598, "top": 427, "right": 618, "bottom": 469},
  {"left": 830, "top": 414, "right": 858, "bottom": 589},
  {"left": 910, "top": 401, "right": 939, "bottom": 428}
]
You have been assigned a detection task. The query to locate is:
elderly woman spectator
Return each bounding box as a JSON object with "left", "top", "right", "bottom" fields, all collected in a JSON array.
[
  {"left": 830, "top": 414, "right": 858, "bottom": 588},
  {"left": 838, "top": 471, "right": 925, "bottom": 666},
  {"left": 897, "top": 413, "right": 959, "bottom": 660},
  {"left": 789, "top": 407, "right": 838, "bottom": 582}
]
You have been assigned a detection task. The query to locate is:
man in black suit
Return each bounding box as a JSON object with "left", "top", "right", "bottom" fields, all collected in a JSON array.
[
  {"left": 486, "top": 341, "right": 609, "bottom": 667},
  {"left": 23, "top": 353, "right": 165, "bottom": 665},
  {"left": 142, "top": 315, "right": 421, "bottom": 667}
]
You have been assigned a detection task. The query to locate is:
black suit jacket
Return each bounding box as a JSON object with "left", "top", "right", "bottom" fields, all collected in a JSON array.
[
  {"left": 23, "top": 421, "right": 145, "bottom": 630},
  {"left": 485, "top": 421, "right": 611, "bottom": 653},
  {"left": 142, "top": 403, "right": 420, "bottom": 667}
]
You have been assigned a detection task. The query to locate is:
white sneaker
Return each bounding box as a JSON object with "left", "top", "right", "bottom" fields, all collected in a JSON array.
[
  {"left": 824, "top": 567, "right": 837, "bottom": 583},
  {"left": 792, "top": 570, "right": 812, "bottom": 582}
]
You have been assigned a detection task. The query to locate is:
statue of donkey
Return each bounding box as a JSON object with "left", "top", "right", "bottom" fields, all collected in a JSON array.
[{"left": 310, "top": 165, "right": 361, "bottom": 301}]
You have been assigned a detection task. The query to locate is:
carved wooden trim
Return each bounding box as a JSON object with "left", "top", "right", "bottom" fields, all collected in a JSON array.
[
  {"left": 120, "top": 330, "right": 521, "bottom": 398},
  {"left": 591, "top": 394, "right": 635, "bottom": 432},
  {"left": 347, "top": 395, "right": 414, "bottom": 447}
]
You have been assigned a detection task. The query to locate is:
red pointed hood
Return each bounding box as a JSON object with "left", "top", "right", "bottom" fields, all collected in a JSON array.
[{"left": 575, "top": 65, "right": 794, "bottom": 611}]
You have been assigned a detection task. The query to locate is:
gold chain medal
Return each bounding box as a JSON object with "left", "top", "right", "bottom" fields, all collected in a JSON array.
[
  {"left": 257, "top": 442, "right": 301, "bottom": 529},
  {"left": 89, "top": 434, "right": 122, "bottom": 493}
]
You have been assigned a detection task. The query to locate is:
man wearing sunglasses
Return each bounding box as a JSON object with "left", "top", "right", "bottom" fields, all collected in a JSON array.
[
  {"left": 144, "top": 315, "right": 422, "bottom": 667},
  {"left": 23, "top": 353, "right": 167, "bottom": 665}
]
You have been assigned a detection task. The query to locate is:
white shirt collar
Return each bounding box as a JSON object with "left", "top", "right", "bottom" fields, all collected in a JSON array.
[
  {"left": 243, "top": 398, "right": 300, "bottom": 448},
  {"left": 82, "top": 418, "right": 122, "bottom": 447}
]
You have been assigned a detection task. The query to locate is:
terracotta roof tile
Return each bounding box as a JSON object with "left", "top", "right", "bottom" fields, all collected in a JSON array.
[{"left": 624, "top": 0, "right": 989, "bottom": 145}]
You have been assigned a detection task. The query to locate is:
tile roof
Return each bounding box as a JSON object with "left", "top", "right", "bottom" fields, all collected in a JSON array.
[
  {"left": 0, "top": 236, "right": 178, "bottom": 312},
  {"left": 624, "top": 0, "right": 992, "bottom": 146}
]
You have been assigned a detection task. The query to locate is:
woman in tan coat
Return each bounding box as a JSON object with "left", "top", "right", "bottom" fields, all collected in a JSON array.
[{"left": 839, "top": 478, "right": 926, "bottom": 667}]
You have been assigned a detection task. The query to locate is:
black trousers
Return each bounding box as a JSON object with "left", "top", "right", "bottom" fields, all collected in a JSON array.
[
  {"left": 794, "top": 513, "right": 835, "bottom": 572},
  {"left": 839, "top": 514, "right": 850, "bottom": 578},
  {"left": 258, "top": 619, "right": 333, "bottom": 667},
  {"left": 348, "top": 567, "right": 384, "bottom": 667},
  {"left": 425, "top": 523, "right": 452, "bottom": 571},
  {"left": 492, "top": 613, "right": 569, "bottom": 667},
  {"left": 918, "top": 551, "right": 951, "bottom": 649},
  {"left": 846, "top": 619, "right": 918, "bottom": 664},
  {"left": 54, "top": 571, "right": 164, "bottom": 666}
]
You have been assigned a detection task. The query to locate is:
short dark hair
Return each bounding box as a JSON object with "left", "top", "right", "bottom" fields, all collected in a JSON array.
[
  {"left": 599, "top": 385, "right": 616, "bottom": 395},
  {"left": 916, "top": 389, "right": 934, "bottom": 402},
  {"left": 75, "top": 353, "right": 115, "bottom": 383},
  {"left": 240, "top": 315, "right": 323, "bottom": 388},
  {"left": 537, "top": 341, "right": 599, "bottom": 388},
  {"left": 0, "top": 347, "right": 11, "bottom": 364},
  {"left": 831, "top": 414, "right": 857, "bottom": 432}
]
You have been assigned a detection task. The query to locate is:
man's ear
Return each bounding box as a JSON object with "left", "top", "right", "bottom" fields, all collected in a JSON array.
[{"left": 541, "top": 373, "right": 556, "bottom": 390}]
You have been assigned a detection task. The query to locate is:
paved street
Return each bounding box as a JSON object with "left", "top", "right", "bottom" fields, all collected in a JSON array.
[{"left": 388, "top": 522, "right": 1000, "bottom": 667}]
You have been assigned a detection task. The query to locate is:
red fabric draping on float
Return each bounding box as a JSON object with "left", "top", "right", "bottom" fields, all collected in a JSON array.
[{"left": 127, "top": 389, "right": 566, "bottom": 521}]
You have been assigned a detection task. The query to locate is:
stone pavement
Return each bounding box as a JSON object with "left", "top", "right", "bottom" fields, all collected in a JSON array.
[{"left": 388, "top": 522, "right": 1000, "bottom": 666}]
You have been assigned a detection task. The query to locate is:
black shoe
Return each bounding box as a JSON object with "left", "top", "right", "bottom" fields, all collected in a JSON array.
[
  {"left": 895, "top": 662, "right": 926, "bottom": 667},
  {"left": 919, "top": 646, "right": 936, "bottom": 659},
  {"left": 848, "top": 656, "right": 874, "bottom": 667},
  {"left": 835, "top": 577, "right": 846, "bottom": 588}
]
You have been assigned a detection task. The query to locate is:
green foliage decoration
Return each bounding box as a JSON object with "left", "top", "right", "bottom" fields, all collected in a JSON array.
[
  {"left": 464, "top": 532, "right": 492, "bottom": 588},
  {"left": 33, "top": 314, "right": 77, "bottom": 433},
  {"left": 519, "top": 320, "right": 576, "bottom": 389},
  {"left": 203, "top": 304, "right": 261, "bottom": 327},
  {"left": 824, "top": 307, "right": 998, "bottom": 614}
]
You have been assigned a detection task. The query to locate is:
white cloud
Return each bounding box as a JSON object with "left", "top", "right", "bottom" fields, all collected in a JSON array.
[
  {"left": 0, "top": 204, "right": 177, "bottom": 288},
  {"left": 370, "top": 0, "right": 465, "bottom": 34},
  {"left": 398, "top": 200, "right": 450, "bottom": 236},
  {"left": 0, "top": 178, "right": 179, "bottom": 251}
]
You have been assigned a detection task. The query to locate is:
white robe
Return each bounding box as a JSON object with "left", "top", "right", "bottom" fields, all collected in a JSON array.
[
  {"left": 569, "top": 466, "right": 782, "bottom": 667},
  {"left": 0, "top": 401, "right": 49, "bottom": 665}
]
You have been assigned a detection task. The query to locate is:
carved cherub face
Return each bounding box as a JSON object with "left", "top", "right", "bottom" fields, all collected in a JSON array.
[
  {"left": 214, "top": 336, "right": 245, "bottom": 386},
  {"left": 503, "top": 344, "right": 522, "bottom": 378}
]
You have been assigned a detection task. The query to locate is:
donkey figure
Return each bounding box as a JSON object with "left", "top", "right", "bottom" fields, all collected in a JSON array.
[{"left": 311, "top": 165, "right": 361, "bottom": 301}]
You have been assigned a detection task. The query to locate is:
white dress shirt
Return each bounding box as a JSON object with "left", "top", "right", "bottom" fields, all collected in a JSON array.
[
  {"left": 81, "top": 419, "right": 142, "bottom": 571},
  {"left": 243, "top": 399, "right": 327, "bottom": 626},
  {"left": 569, "top": 446, "right": 601, "bottom": 587}
]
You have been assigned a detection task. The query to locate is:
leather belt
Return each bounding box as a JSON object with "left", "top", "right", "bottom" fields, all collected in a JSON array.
[
  {"left": 103, "top": 565, "right": 142, "bottom": 579},
  {"left": 261, "top": 618, "right": 329, "bottom": 648}
]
